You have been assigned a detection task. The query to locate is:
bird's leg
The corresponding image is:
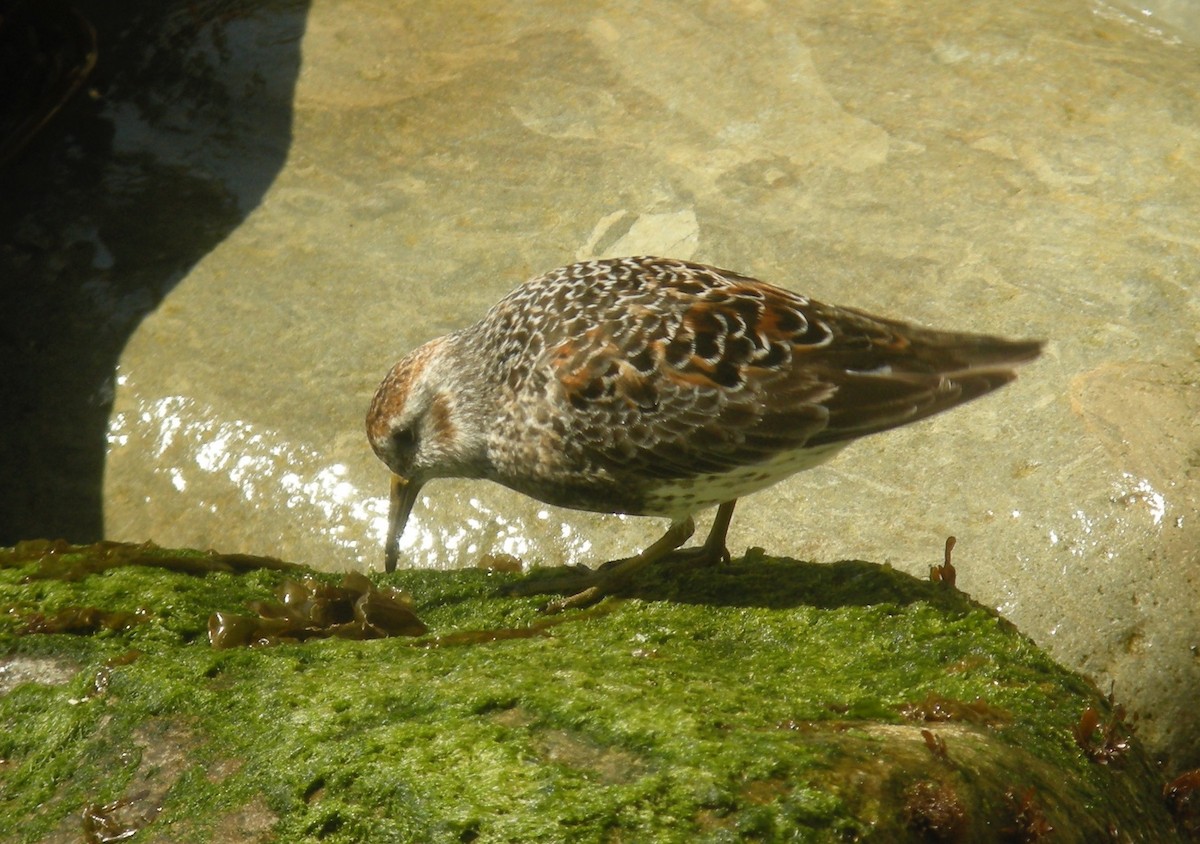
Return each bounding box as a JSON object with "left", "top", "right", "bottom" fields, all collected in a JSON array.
[{"left": 664, "top": 499, "right": 737, "bottom": 569}]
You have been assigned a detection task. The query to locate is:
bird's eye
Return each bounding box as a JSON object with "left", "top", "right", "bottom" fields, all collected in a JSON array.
[{"left": 392, "top": 427, "right": 417, "bottom": 453}]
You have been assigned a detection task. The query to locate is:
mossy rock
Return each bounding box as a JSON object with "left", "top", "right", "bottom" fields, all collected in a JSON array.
[{"left": 0, "top": 541, "right": 1187, "bottom": 842}]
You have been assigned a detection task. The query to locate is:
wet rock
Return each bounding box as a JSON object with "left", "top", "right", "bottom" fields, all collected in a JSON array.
[
  {"left": 0, "top": 543, "right": 1190, "bottom": 840},
  {"left": 2, "top": 0, "right": 1196, "bottom": 768}
]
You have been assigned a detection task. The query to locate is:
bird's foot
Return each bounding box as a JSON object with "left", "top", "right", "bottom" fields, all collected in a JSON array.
[
  {"left": 500, "top": 517, "right": 701, "bottom": 613},
  {"left": 534, "top": 541, "right": 731, "bottom": 613},
  {"left": 498, "top": 562, "right": 637, "bottom": 613},
  {"left": 498, "top": 544, "right": 729, "bottom": 615}
]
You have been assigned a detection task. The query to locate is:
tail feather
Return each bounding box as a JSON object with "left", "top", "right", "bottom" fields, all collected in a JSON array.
[{"left": 807, "top": 334, "right": 1043, "bottom": 447}]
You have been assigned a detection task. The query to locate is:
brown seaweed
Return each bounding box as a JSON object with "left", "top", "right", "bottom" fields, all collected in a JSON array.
[
  {"left": 3, "top": 539, "right": 301, "bottom": 581},
  {"left": 1164, "top": 769, "right": 1200, "bottom": 836},
  {"left": 208, "top": 571, "right": 427, "bottom": 648},
  {"left": 899, "top": 692, "right": 1011, "bottom": 726},
  {"left": 1072, "top": 704, "right": 1134, "bottom": 766},
  {"left": 930, "top": 536, "right": 957, "bottom": 588},
  {"left": 19, "top": 606, "right": 148, "bottom": 635},
  {"left": 1001, "top": 787, "right": 1054, "bottom": 842},
  {"left": 903, "top": 779, "right": 966, "bottom": 842}
]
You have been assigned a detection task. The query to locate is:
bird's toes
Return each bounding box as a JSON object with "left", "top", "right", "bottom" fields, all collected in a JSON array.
[
  {"left": 540, "top": 585, "right": 607, "bottom": 614},
  {"left": 498, "top": 564, "right": 600, "bottom": 598},
  {"left": 499, "top": 562, "right": 641, "bottom": 614}
]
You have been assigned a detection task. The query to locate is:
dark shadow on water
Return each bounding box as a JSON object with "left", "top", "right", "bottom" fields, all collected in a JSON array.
[{"left": 0, "top": 0, "right": 310, "bottom": 544}]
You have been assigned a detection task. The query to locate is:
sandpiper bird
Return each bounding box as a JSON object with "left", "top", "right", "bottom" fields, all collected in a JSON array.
[{"left": 367, "top": 257, "right": 1042, "bottom": 610}]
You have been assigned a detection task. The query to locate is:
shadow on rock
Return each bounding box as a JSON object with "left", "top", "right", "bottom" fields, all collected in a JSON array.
[
  {"left": 506, "top": 548, "right": 992, "bottom": 616},
  {"left": 0, "top": 0, "right": 310, "bottom": 543}
]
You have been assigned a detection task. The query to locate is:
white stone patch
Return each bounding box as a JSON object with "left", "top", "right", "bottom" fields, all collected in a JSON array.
[
  {"left": 577, "top": 209, "right": 701, "bottom": 262},
  {"left": 606, "top": 210, "right": 700, "bottom": 260},
  {"left": 1115, "top": 473, "right": 1167, "bottom": 527}
]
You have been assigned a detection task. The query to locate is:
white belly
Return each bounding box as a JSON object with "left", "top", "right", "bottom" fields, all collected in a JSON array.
[{"left": 639, "top": 442, "right": 848, "bottom": 518}]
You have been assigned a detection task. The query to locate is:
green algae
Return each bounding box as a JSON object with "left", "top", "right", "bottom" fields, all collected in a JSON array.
[{"left": 0, "top": 542, "right": 1186, "bottom": 842}]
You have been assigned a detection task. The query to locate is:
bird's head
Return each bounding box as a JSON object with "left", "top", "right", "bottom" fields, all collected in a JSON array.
[
  {"left": 366, "top": 335, "right": 490, "bottom": 570},
  {"left": 367, "top": 335, "right": 492, "bottom": 478}
]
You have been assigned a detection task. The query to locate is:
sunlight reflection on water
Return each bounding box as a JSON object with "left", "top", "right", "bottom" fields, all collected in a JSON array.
[{"left": 105, "top": 392, "right": 609, "bottom": 570}]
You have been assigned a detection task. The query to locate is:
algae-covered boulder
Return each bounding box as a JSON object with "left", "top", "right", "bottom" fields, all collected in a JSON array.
[{"left": 0, "top": 542, "right": 1189, "bottom": 842}]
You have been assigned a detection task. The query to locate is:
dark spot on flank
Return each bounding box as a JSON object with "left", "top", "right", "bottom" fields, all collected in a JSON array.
[
  {"left": 624, "top": 377, "right": 659, "bottom": 411},
  {"left": 724, "top": 334, "right": 755, "bottom": 363},
  {"left": 674, "top": 278, "right": 707, "bottom": 296},
  {"left": 578, "top": 379, "right": 606, "bottom": 401},
  {"left": 773, "top": 307, "right": 805, "bottom": 335},
  {"left": 712, "top": 360, "right": 743, "bottom": 389},
  {"left": 756, "top": 343, "right": 789, "bottom": 369},
  {"left": 694, "top": 330, "right": 720, "bottom": 361},
  {"left": 664, "top": 335, "right": 692, "bottom": 368},
  {"left": 794, "top": 318, "right": 831, "bottom": 346},
  {"left": 629, "top": 347, "right": 656, "bottom": 373},
  {"left": 726, "top": 296, "right": 763, "bottom": 327}
]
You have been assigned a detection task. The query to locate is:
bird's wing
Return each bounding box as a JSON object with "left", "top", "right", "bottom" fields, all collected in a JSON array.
[{"left": 533, "top": 259, "right": 1041, "bottom": 484}]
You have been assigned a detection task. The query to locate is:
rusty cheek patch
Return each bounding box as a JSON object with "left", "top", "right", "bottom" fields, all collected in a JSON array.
[{"left": 430, "top": 394, "right": 456, "bottom": 443}]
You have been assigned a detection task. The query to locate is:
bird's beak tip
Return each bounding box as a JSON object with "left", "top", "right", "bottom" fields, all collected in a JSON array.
[{"left": 383, "top": 474, "right": 421, "bottom": 574}]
